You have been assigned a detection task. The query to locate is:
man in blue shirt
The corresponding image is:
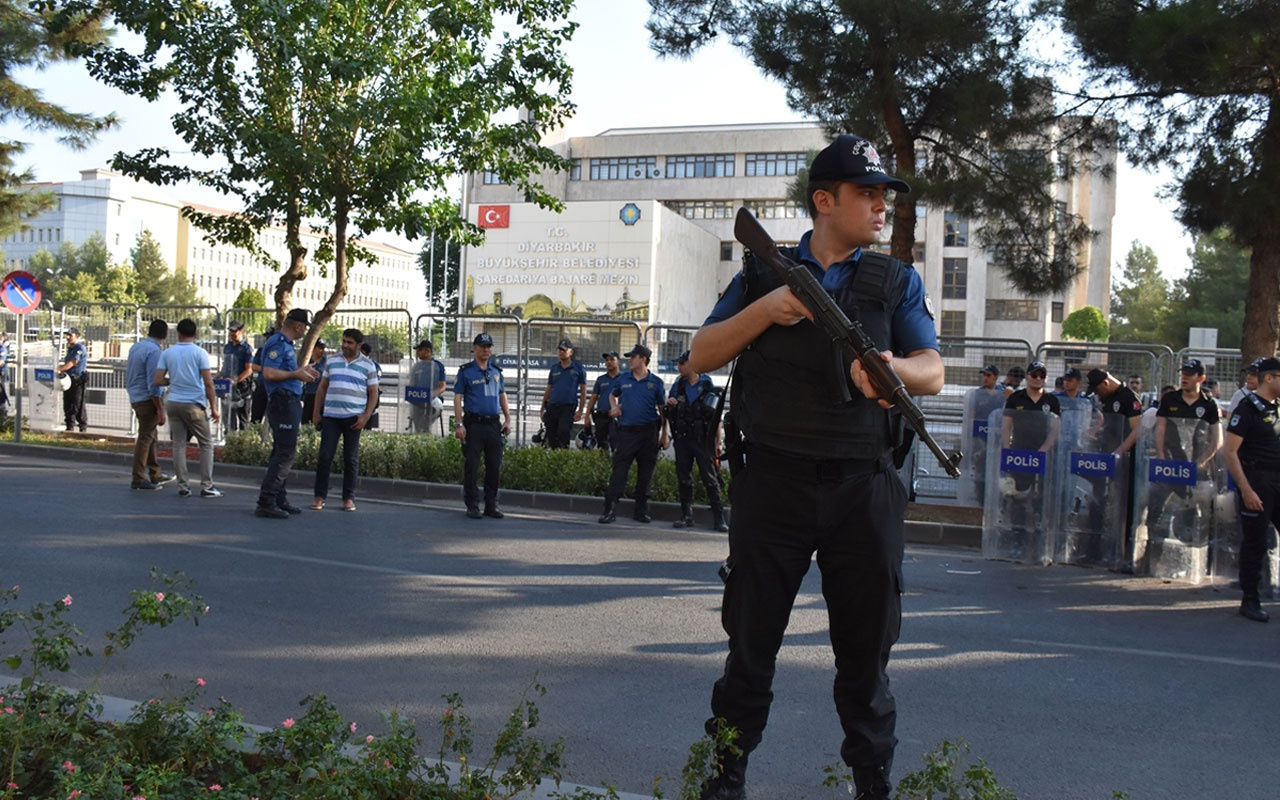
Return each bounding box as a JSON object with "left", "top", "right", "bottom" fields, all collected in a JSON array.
[
  {"left": 255, "top": 308, "right": 319, "bottom": 519},
  {"left": 57, "top": 327, "right": 89, "bottom": 432},
  {"left": 222, "top": 320, "right": 255, "bottom": 432},
  {"left": 665, "top": 350, "right": 726, "bottom": 531},
  {"left": 540, "top": 337, "right": 587, "bottom": 449},
  {"left": 125, "top": 319, "right": 172, "bottom": 490},
  {"left": 598, "top": 343, "right": 668, "bottom": 524},
  {"left": 690, "top": 136, "right": 943, "bottom": 800},
  {"left": 453, "top": 331, "right": 510, "bottom": 519},
  {"left": 408, "top": 339, "right": 447, "bottom": 434},
  {"left": 154, "top": 318, "right": 223, "bottom": 498},
  {"left": 584, "top": 351, "right": 621, "bottom": 453}
]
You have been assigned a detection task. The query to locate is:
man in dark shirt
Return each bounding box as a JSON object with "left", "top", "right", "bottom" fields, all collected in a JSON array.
[
  {"left": 1087, "top": 368, "right": 1146, "bottom": 566},
  {"left": 999, "top": 361, "right": 1060, "bottom": 552},
  {"left": 1223, "top": 357, "right": 1280, "bottom": 622},
  {"left": 1147, "top": 359, "right": 1221, "bottom": 540}
]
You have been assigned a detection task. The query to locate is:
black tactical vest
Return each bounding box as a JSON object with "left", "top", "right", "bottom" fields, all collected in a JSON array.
[{"left": 732, "top": 247, "right": 905, "bottom": 459}]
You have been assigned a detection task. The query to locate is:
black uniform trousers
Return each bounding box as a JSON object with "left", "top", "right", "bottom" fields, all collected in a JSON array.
[
  {"left": 674, "top": 431, "right": 722, "bottom": 510},
  {"left": 544, "top": 402, "right": 575, "bottom": 449},
  {"left": 462, "top": 418, "right": 503, "bottom": 510},
  {"left": 227, "top": 380, "right": 252, "bottom": 431},
  {"left": 606, "top": 423, "right": 660, "bottom": 507},
  {"left": 63, "top": 374, "right": 87, "bottom": 431},
  {"left": 708, "top": 448, "right": 905, "bottom": 771},
  {"left": 258, "top": 392, "right": 301, "bottom": 509},
  {"left": 591, "top": 411, "right": 615, "bottom": 453},
  {"left": 1237, "top": 468, "right": 1280, "bottom": 602}
]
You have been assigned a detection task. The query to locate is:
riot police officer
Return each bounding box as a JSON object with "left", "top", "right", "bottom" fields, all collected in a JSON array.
[
  {"left": 255, "top": 309, "right": 319, "bottom": 519},
  {"left": 598, "top": 343, "right": 668, "bottom": 524},
  {"left": 1223, "top": 356, "right": 1280, "bottom": 623},
  {"left": 223, "top": 320, "right": 255, "bottom": 432},
  {"left": 665, "top": 350, "right": 727, "bottom": 531}
]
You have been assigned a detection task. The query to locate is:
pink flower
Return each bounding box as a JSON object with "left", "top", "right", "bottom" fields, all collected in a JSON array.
[
  {"left": 61, "top": 594, "right": 72, "bottom": 607},
  {"left": 366, "top": 734, "right": 374, "bottom": 744},
  {"left": 3, "top": 707, "right": 14, "bottom": 714},
  {"left": 69, "top": 791, "right": 81, "bottom": 799},
  {"left": 282, "top": 717, "right": 295, "bottom": 729},
  {"left": 7, "top": 782, "right": 18, "bottom": 790},
  {"left": 62, "top": 760, "right": 77, "bottom": 772},
  {"left": 155, "top": 592, "right": 165, "bottom": 602},
  {"left": 134, "top": 796, "right": 147, "bottom": 800},
  {"left": 196, "top": 677, "right": 206, "bottom": 686},
  {"left": 208, "top": 784, "right": 222, "bottom": 791},
  {"left": 349, "top": 722, "right": 357, "bottom": 733}
]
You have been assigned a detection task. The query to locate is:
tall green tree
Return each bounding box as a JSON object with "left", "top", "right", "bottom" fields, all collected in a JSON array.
[
  {"left": 1109, "top": 241, "right": 1168, "bottom": 345},
  {"left": 417, "top": 232, "right": 462, "bottom": 351},
  {"left": 1164, "top": 229, "right": 1249, "bottom": 350},
  {"left": 647, "top": 0, "right": 1100, "bottom": 294},
  {"left": 84, "top": 0, "right": 576, "bottom": 355},
  {"left": 228, "top": 287, "right": 271, "bottom": 336},
  {"left": 0, "top": 0, "right": 113, "bottom": 236},
  {"left": 1059, "top": 0, "right": 1280, "bottom": 360},
  {"left": 130, "top": 230, "right": 200, "bottom": 306},
  {"left": 1062, "top": 305, "right": 1108, "bottom": 341}
]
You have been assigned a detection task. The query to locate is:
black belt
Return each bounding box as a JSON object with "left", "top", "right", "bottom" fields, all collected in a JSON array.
[
  {"left": 619, "top": 423, "right": 658, "bottom": 432},
  {"left": 464, "top": 414, "right": 500, "bottom": 424},
  {"left": 745, "top": 443, "right": 888, "bottom": 482}
]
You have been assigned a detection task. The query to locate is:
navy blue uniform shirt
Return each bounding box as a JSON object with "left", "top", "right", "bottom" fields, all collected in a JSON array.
[
  {"left": 611, "top": 370, "right": 665, "bottom": 425},
  {"left": 705, "top": 230, "right": 937, "bottom": 356},
  {"left": 547, "top": 360, "right": 587, "bottom": 404},
  {"left": 455, "top": 361, "right": 505, "bottom": 416},
  {"left": 223, "top": 339, "right": 254, "bottom": 380},
  {"left": 64, "top": 341, "right": 88, "bottom": 376},
  {"left": 259, "top": 331, "right": 302, "bottom": 396}
]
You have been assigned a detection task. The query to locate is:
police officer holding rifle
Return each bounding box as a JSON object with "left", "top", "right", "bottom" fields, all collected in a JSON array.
[{"left": 689, "top": 135, "right": 944, "bottom": 800}]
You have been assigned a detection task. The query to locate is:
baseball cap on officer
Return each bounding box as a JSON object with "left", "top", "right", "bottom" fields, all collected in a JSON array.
[
  {"left": 980, "top": 364, "right": 999, "bottom": 376},
  {"left": 66, "top": 327, "right": 80, "bottom": 337},
  {"left": 284, "top": 308, "right": 312, "bottom": 326},
  {"left": 677, "top": 350, "right": 691, "bottom": 363},
  {"left": 1027, "top": 361, "right": 1048, "bottom": 377},
  {"left": 1256, "top": 357, "right": 1280, "bottom": 375},
  {"left": 1007, "top": 365, "right": 1025, "bottom": 379},
  {"left": 1181, "top": 358, "right": 1205, "bottom": 376},
  {"left": 415, "top": 339, "right": 433, "bottom": 351},
  {"left": 227, "top": 320, "right": 245, "bottom": 332},
  {"left": 473, "top": 332, "right": 494, "bottom": 346},
  {"left": 808, "top": 135, "right": 911, "bottom": 193},
  {"left": 557, "top": 338, "right": 573, "bottom": 350},
  {"left": 1063, "top": 367, "right": 1082, "bottom": 380},
  {"left": 624, "top": 343, "right": 651, "bottom": 359},
  {"left": 314, "top": 339, "right": 327, "bottom": 349},
  {"left": 1086, "top": 368, "right": 1113, "bottom": 392},
  {"left": 1247, "top": 357, "right": 1266, "bottom": 374},
  {"left": 602, "top": 351, "right": 619, "bottom": 359}
]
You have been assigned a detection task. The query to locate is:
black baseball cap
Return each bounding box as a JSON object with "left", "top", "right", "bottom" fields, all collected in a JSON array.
[
  {"left": 1181, "top": 358, "right": 1205, "bottom": 375},
  {"left": 227, "top": 320, "right": 245, "bottom": 331},
  {"left": 677, "top": 350, "right": 690, "bottom": 363},
  {"left": 415, "top": 340, "right": 433, "bottom": 350},
  {"left": 284, "top": 308, "right": 312, "bottom": 326},
  {"left": 1256, "top": 357, "right": 1280, "bottom": 374},
  {"left": 1086, "top": 368, "right": 1112, "bottom": 392},
  {"left": 314, "top": 339, "right": 327, "bottom": 349},
  {"left": 1027, "top": 361, "right": 1048, "bottom": 376},
  {"left": 1247, "top": 357, "right": 1266, "bottom": 374},
  {"left": 808, "top": 135, "right": 911, "bottom": 193},
  {"left": 601, "top": 351, "right": 619, "bottom": 359},
  {"left": 473, "top": 332, "right": 494, "bottom": 346},
  {"left": 980, "top": 364, "right": 999, "bottom": 376},
  {"left": 624, "top": 343, "right": 652, "bottom": 359},
  {"left": 557, "top": 338, "right": 574, "bottom": 350},
  {"left": 1007, "top": 365, "right": 1025, "bottom": 379},
  {"left": 1063, "top": 367, "right": 1082, "bottom": 380}
]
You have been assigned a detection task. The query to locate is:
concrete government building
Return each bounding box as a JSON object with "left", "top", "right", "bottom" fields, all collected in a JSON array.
[
  {"left": 465, "top": 120, "right": 1116, "bottom": 345},
  {"left": 1, "top": 168, "right": 421, "bottom": 318}
]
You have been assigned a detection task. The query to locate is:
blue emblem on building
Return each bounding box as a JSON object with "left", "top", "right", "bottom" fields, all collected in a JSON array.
[{"left": 619, "top": 203, "right": 641, "bottom": 226}]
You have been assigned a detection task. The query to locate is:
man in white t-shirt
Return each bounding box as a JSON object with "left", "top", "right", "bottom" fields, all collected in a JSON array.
[
  {"left": 154, "top": 318, "right": 222, "bottom": 498},
  {"left": 311, "top": 328, "right": 379, "bottom": 511}
]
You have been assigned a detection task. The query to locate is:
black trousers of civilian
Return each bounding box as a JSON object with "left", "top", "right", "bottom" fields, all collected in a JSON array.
[
  {"left": 314, "top": 415, "right": 363, "bottom": 501},
  {"left": 707, "top": 449, "right": 905, "bottom": 772}
]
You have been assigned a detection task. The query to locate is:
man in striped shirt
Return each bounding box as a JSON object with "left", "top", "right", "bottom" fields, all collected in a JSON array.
[{"left": 311, "top": 328, "right": 379, "bottom": 511}]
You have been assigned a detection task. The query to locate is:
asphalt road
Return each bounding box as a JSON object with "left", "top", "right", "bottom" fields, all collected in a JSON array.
[{"left": 2, "top": 448, "right": 1277, "bottom": 799}]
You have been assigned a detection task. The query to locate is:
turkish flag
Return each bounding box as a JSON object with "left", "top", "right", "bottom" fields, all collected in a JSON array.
[{"left": 478, "top": 205, "right": 510, "bottom": 228}]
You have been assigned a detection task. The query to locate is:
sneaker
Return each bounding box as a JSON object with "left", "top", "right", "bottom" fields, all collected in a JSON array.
[
  {"left": 153, "top": 474, "right": 176, "bottom": 486},
  {"left": 178, "top": 487, "right": 192, "bottom": 498},
  {"left": 201, "top": 487, "right": 224, "bottom": 498},
  {"left": 131, "top": 480, "right": 162, "bottom": 491}
]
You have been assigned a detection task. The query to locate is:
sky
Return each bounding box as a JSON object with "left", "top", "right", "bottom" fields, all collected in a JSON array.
[{"left": 1, "top": 0, "right": 1194, "bottom": 280}]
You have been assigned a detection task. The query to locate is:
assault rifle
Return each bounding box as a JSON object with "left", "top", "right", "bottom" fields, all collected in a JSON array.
[{"left": 733, "top": 207, "right": 963, "bottom": 478}]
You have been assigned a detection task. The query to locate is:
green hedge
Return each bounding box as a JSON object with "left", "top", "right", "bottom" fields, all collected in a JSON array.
[{"left": 221, "top": 430, "right": 727, "bottom": 505}]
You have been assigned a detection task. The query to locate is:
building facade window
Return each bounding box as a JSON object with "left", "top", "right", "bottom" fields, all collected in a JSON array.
[
  {"left": 481, "top": 171, "right": 505, "bottom": 185},
  {"left": 744, "top": 199, "right": 807, "bottom": 219},
  {"left": 666, "top": 154, "right": 734, "bottom": 179},
  {"left": 662, "top": 200, "right": 733, "bottom": 220},
  {"left": 942, "top": 257, "right": 967, "bottom": 299},
  {"left": 939, "top": 310, "right": 966, "bottom": 338},
  {"left": 589, "top": 156, "right": 658, "bottom": 181},
  {"left": 744, "top": 152, "right": 807, "bottom": 177},
  {"left": 944, "top": 211, "right": 968, "bottom": 247},
  {"left": 720, "top": 242, "right": 734, "bottom": 261},
  {"left": 1051, "top": 301, "right": 1064, "bottom": 323},
  {"left": 986, "top": 299, "right": 1040, "bottom": 321},
  {"left": 569, "top": 159, "right": 581, "bottom": 181}
]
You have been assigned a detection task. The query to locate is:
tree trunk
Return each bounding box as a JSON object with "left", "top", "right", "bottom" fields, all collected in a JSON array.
[
  {"left": 273, "top": 195, "right": 309, "bottom": 330},
  {"left": 1241, "top": 231, "right": 1280, "bottom": 362},
  {"left": 303, "top": 198, "right": 350, "bottom": 355}
]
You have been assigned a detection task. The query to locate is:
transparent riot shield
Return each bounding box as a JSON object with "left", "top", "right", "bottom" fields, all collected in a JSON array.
[
  {"left": 1132, "top": 415, "right": 1221, "bottom": 583},
  {"left": 983, "top": 407, "right": 1061, "bottom": 565},
  {"left": 958, "top": 387, "right": 1006, "bottom": 506},
  {"left": 1056, "top": 400, "right": 1127, "bottom": 568}
]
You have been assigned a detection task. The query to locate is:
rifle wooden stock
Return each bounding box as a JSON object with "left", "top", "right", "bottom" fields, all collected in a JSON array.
[{"left": 733, "top": 207, "right": 962, "bottom": 478}]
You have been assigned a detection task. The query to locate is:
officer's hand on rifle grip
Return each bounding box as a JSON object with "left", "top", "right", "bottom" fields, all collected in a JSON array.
[
  {"left": 764, "top": 285, "right": 813, "bottom": 327},
  {"left": 850, "top": 350, "right": 896, "bottom": 409}
]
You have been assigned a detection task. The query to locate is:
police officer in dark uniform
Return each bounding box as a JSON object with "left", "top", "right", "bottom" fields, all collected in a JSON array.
[
  {"left": 453, "top": 332, "right": 510, "bottom": 519},
  {"left": 540, "top": 338, "right": 587, "bottom": 449},
  {"left": 1086, "top": 369, "right": 1144, "bottom": 559},
  {"left": 666, "top": 350, "right": 727, "bottom": 531},
  {"left": 1223, "top": 356, "right": 1280, "bottom": 623},
  {"left": 689, "top": 136, "right": 943, "bottom": 800},
  {"left": 254, "top": 309, "right": 319, "bottom": 519},
  {"left": 597, "top": 343, "right": 668, "bottom": 524},
  {"left": 999, "top": 361, "right": 1060, "bottom": 550},
  {"left": 223, "top": 320, "right": 255, "bottom": 432},
  {"left": 58, "top": 328, "right": 89, "bottom": 431},
  {"left": 584, "top": 351, "right": 621, "bottom": 453},
  {"left": 1147, "top": 359, "right": 1221, "bottom": 538}
]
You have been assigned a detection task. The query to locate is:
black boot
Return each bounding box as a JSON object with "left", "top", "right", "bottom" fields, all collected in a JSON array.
[
  {"left": 673, "top": 503, "right": 694, "bottom": 529},
  {"left": 633, "top": 500, "right": 652, "bottom": 523},
  {"left": 598, "top": 497, "right": 616, "bottom": 524},
  {"left": 712, "top": 506, "right": 729, "bottom": 533},
  {"left": 699, "top": 751, "right": 746, "bottom": 800},
  {"left": 1240, "top": 597, "right": 1270, "bottom": 622},
  {"left": 853, "top": 764, "right": 892, "bottom": 800}
]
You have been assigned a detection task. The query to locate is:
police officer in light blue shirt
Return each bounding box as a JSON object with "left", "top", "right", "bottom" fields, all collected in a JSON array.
[
  {"left": 454, "top": 331, "right": 510, "bottom": 518},
  {"left": 597, "top": 343, "right": 668, "bottom": 524},
  {"left": 255, "top": 308, "right": 319, "bottom": 519}
]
